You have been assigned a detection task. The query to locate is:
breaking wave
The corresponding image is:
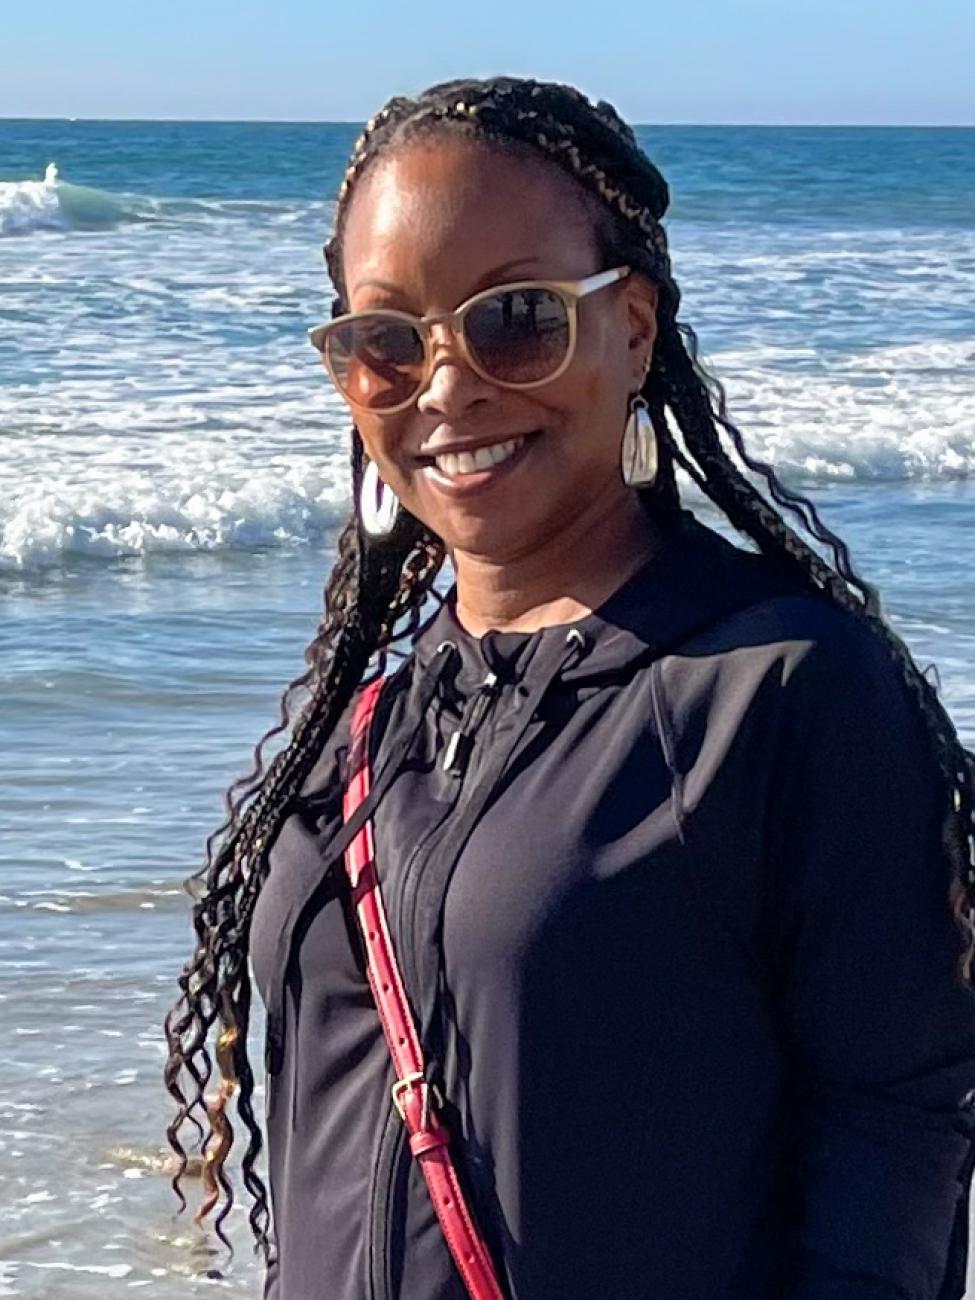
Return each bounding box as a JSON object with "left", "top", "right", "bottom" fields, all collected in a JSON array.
[
  {"left": 0, "top": 466, "right": 349, "bottom": 571},
  {"left": 0, "top": 163, "right": 324, "bottom": 237},
  {"left": 0, "top": 163, "right": 147, "bottom": 235}
]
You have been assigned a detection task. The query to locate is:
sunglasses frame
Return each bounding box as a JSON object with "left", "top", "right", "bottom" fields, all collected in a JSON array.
[{"left": 308, "top": 265, "right": 631, "bottom": 414}]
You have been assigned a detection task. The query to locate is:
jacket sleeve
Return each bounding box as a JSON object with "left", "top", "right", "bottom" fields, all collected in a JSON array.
[{"left": 766, "top": 616, "right": 975, "bottom": 1300}]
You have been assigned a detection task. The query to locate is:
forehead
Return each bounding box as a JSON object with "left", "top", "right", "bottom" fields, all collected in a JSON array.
[{"left": 340, "top": 137, "right": 599, "bottom": 307}]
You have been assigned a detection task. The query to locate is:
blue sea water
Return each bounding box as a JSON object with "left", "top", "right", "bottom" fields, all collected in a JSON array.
[{"left": 0, "top": 120, "right": 973, "bottom": 1297}]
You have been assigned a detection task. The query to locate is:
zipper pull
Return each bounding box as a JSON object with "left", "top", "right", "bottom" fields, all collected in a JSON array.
[
  {"left": 442, "top": 729, "right": 472, "bottom": 778},
  {"left": 443, "top": 671, "right": 499, "bottom": 778}
]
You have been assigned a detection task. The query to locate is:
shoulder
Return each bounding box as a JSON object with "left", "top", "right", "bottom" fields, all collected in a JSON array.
[
  {"left": 654, "top": 589, "right": 932, "bottom": 784},
  {"left": 667, "top": 589, "right": 904, "bottom": 705},
  {"left": 645, "top": 518, "right": 898, "bottom": 699}
]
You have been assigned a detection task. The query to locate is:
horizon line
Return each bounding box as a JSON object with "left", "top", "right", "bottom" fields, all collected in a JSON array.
[{"left": 2, "top": 114, "right": 974, "bottom": 130}]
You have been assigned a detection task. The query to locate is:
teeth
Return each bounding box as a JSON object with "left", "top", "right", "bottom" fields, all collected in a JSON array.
[
  {"left": 433, "top": 437, "right": 524, "bottom": 477},
  {"left": 488, "top": 441, "right": 515, "bottom": 465}
]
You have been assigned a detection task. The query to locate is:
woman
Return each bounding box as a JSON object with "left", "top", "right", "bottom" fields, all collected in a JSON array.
[{"left": 164, "top": 78, "right": 975, "bottom": 1299}]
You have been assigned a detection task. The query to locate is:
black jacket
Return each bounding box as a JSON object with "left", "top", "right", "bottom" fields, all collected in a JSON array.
[{"left": 251, "top": 516, "right": 975, "bottom": 1300}]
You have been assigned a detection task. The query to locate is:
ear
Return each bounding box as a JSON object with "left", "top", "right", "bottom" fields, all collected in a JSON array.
[{"left": 624, "top": 275, "right": 658, "bottom": 390}]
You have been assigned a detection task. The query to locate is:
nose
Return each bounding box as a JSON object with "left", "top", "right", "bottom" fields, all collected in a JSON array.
[{"left": 415, "top": 324, "right": 494, "bottom": 420}]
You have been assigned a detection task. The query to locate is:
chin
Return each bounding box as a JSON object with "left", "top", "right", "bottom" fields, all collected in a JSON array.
[{"left": 451, "top": 511, "right": 565, "bottom": 566}]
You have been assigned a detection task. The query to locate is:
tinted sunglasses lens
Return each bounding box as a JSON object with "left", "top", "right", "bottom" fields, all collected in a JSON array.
[
  {"left": 465, "top": 288, "right": 570, "bottom": 384},
  {"left": 326, "top": 316, "right": 425, "bottom": 410}
]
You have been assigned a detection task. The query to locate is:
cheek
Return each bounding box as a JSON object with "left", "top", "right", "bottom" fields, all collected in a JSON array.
[
  {"left": 552, "top": 355, "right": 629, "bottom": 461},
  {"left": 565, "top": 316, "right": 632, "bottom": 424},
  {"left": 354, "top": 415, "right": 447, "bottom": 529},
  {"left": 353, "top": 417, "right": 409, "bottom": 486}
]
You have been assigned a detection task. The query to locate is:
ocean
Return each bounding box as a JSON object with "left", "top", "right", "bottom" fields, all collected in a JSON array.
[{"left": 1, "top": 119, "right": 973, "bottom": 1297}]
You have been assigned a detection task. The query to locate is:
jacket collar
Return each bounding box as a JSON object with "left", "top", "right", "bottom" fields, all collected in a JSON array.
[{"left": 413, "top": 512, "right": 806, "bottom": 690}]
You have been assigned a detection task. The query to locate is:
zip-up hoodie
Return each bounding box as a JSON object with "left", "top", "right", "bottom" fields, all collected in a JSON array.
[{"left": 250, "top": 514, "right": 975, "bottom": 1300}]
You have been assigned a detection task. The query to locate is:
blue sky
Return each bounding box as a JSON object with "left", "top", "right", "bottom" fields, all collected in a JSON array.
[{"left": 2, "top": 0, "right": 973, "bottom": 125}]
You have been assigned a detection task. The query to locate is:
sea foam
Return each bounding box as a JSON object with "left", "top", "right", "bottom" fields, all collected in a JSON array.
[
  {"left": 0, "top": 465, "right": 349, "bottom": 570},
  {"left": 708, "top": 338, "right": 975, "bottom": 481}
]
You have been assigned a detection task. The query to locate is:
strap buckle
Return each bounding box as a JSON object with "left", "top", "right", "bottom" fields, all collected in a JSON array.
[{"left": 392, "top": 1071, "right": 443, "bottom": 1129}]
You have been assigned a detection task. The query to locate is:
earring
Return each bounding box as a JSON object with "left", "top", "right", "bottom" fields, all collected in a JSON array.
[
  {"left": 359, "top": 459, "right": 400, "bottom": 536},
  {"left": 620, "top": 395, "right": 657, "bottom": 488}
]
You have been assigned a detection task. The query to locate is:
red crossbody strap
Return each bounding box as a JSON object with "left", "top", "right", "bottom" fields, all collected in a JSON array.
[{"left": 343, "top": 678, "right": 506, "bottom": 1300}]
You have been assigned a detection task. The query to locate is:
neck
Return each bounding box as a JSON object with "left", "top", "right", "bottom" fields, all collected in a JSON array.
[{"left": 452, "top": 492, "right": 662, "bottom": 636}]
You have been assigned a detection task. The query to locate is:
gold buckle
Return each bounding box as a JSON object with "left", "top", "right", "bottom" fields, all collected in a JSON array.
[{"left": 392, "top": 1072, "right": 443, "bottom": 1126}]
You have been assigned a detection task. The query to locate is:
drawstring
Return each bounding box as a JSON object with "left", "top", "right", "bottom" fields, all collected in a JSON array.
[
  {"left": 309, "top": 641, "right": 459, "bottom": 873},
  {"left": 441, "top": 626, "right": 589, "bottom": 781},
  {"left": 266, "top": 641, "right": 458, "bottom": 1082}
]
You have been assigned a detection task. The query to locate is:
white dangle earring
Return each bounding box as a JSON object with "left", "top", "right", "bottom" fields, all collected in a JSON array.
[
  {"left": 620, "top": 394, "right": 658, "bottom": 488},
  {"left": 358, "top": 459, "right": 400, "bottom": 537}
]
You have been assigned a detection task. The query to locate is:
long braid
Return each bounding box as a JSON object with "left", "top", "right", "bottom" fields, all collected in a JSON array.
[
  {"left": 168, "top": 74, "right": 975, "bottom": 1258},
  {"left": 164, "top": 428, "right": 445, "bottom": 1257},
  {"left": 652, "top": 326, "right": 865, "bottom": 607}
]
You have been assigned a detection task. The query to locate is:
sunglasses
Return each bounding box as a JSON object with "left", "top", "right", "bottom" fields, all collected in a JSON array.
[{"left": 308, "top": 266, "right": 631, "bottom": 413}]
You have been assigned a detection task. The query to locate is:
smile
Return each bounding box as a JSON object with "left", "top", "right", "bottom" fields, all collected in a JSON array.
[
  {"left": 430, "top": 436, "right": 525, "bottom": 477},
  {"left": 415, "top": 432, "right": 539, "bottom": 497}
]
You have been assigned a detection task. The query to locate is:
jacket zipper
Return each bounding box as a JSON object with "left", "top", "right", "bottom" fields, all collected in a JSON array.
[
  {"left": 367, "top": 635, "right": 580, "bottom": 1300},
  {"left": 368, "top": 671, "right": 502, "bottom": 1300},
  {"left": 441, "top": 671, "right": 500, "bottom": 778},
  {"left": 401, "top": 672, "right": 503, "bottom": 1010},
  {"left": 395, "top": 672, "right": 502, "bottom": 1001}
]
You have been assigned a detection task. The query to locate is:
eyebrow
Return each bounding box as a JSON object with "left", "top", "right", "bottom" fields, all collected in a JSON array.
[{"left": 352, "top": 258, "right": 545, "bottom": 302}]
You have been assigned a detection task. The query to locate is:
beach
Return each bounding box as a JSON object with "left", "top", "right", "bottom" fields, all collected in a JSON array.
[{"left": 1, "top": 120, "right": 973, "bottom": 1297}]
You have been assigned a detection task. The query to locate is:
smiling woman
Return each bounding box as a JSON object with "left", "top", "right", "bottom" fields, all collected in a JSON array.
[
  {"left": 323, "top": 139, "right": 659, "bottom": 597},
  {"left": 164, "top": 78, "right": 975, "bottom": 1300}
]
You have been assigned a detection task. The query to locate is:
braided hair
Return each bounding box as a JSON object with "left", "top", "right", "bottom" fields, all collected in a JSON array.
[{"left": 164, "top": 75, "right": 975, "bottom": 1258}]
